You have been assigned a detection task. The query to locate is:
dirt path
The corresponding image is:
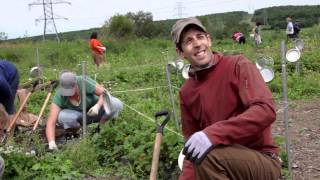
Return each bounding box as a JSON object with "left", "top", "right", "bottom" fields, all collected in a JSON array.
[{"left": 274, "top": 98, "right": 320, "bottom": 180}]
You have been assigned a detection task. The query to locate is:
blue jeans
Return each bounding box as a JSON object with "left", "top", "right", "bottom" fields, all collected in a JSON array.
[{"left": 57, "top": 96, "right": 123, "bottom": 129}]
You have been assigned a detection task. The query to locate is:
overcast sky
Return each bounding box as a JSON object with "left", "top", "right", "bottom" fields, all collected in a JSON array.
[{"left": 0, "top": 0, "right": 319, "bottom": 39}]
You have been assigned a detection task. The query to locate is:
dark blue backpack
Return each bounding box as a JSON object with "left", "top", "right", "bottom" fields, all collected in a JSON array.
[{"left": 293, "top": 22, "right": 300, "bottom": 35}]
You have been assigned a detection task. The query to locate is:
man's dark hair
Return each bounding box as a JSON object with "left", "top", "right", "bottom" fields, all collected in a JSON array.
[
  {"left": 90, "top": 32, "right": 98, "bottom": 39},
  {"left": 256, "top": 22, "right": 262, "bottom": 26},
  {"left": 176, "top": 24, "right": 207, "bottom": 51}
]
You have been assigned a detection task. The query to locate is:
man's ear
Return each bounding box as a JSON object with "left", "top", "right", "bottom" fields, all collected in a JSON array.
[
  {"left": 207, "top": 34, "right": 212, "bottom": 47},
  {"left": 176, "top": 47, "right": 185, "bottom": 59}
]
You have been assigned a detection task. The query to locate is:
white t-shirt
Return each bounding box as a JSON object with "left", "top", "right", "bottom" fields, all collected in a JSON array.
[{"left": 287, "top": 22, "right": 294, "bottom": 35}]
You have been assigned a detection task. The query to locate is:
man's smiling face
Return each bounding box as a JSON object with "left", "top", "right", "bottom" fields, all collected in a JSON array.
[{"left": 177, "top": 26, "right": 213, "bottom": 70}]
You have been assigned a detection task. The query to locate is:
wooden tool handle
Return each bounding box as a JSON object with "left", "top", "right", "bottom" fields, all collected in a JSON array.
[
  {"left": 33, "top": 92, "right": 52, "bottom": 131},
  {"left": 7, "top": 92, "right": 32, "bottom": 132},
  {"left": 149, "top": 133, "right": 163, "bottom": 180}
]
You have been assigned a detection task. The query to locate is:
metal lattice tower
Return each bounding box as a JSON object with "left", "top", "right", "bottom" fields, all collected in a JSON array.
[
  {"left": 29, "top": 0, "right": 71, "bottom": 42},
  {"left": 175, "top": 2, "right": 186, "bottom": 19}
]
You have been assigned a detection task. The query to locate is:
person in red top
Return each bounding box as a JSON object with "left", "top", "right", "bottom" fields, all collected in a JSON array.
[
  {"left": 171, "top": 17, "right": 281, "bottom": 179},
  {"left": 89, "top": 32, "right": 106, "bottom": 69}
]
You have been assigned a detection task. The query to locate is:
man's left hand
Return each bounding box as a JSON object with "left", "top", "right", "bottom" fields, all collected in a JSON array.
[{"left": 183, "top": 131, "right": 214, "bottom": 164}]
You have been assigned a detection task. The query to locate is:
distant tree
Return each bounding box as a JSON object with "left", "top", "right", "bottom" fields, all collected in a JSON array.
[
  {"left": 126, "top": 11, "right": 155, "bottom": 38},
  {"left": 104, "top": 14, "right": 134, "bottom": 38},
  {"left": 153, "top": 19, "right": 176, "bottom": 39},
  {"left": 199, "top": 11, "right": 251, "bottom": 39},
  {"left": 0, "top": 32, "right": 8, "bottom": 41}
]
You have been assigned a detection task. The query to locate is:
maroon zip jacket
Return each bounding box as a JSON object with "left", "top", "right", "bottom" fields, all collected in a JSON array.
[{"left": 179, "top": 52, "right": 278, "bottom": 180}]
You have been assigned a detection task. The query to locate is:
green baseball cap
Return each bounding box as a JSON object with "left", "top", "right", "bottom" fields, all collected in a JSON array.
[{"left": 171, "top": 17, "right": 207, "bottom": 45}]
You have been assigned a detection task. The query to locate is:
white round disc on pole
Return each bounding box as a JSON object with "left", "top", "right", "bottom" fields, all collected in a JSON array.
[
  {"left": 29, "top": 66, "right": 42, "bottom": 78},
  {"left": 256, "top": 57, "right": 267, "bottom": 69},
  {"left": 294, "top": 39, "right": 304, "bottom": 51},
  {"left": 286, "top": 49, "right": 301, "bottom": 62},
  {"left": 255, "top": 62, "right": 262, "bottom": 70},
  {"left": 260, "top": 67, "right": 274, "bottom": 82},
  {"left": 167, "top": 62, "right": 177, "bottom": 73},
  {"left": 176, "top": 59, "right": 184, "bottom": 71},
  {"left": 178, "top": 148, "right": 185, "bottom": 170},
  {"left": 256, "top": 56, "right": 274, "bottom": 69},
  {"left": 182, "top": 64, "right": 190, "bottom": 79}
]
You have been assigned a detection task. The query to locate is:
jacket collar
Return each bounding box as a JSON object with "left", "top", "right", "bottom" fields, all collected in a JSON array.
[{"left": 188, "top": 51, "right": 222, "bottom": 81}]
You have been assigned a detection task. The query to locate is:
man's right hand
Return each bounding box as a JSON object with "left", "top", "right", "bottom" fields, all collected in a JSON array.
[{"left": 48, "top": 141, "right": 58, "bottom": 151}]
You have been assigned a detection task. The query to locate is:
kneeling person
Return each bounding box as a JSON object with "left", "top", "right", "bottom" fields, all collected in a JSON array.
[{"left": 46, "top": 71, "right": 123, "bottom": 150}]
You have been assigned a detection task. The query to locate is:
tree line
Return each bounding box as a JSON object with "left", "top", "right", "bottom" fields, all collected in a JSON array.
[{"left": 104, "top": 5, "right": 319, "bottom": 40}]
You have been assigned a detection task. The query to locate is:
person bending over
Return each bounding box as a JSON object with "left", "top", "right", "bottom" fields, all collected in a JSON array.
[
  {"left": 0, "top": 60, "right": 19, "bottom": 133},
  {"left": 45, "top": 71, "right": 123, "bottom": 150}
]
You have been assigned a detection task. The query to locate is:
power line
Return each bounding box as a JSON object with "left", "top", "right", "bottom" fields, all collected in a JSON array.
[{"left": 28, "top": 0, "right": 71, "bottom": 43}]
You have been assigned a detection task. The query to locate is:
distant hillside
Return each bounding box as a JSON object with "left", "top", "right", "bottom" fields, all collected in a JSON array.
[
  {"left": 252, "top": 5, "right": 320, "bottom": 29},
  {"left": 5, "top": 5, "right": 319, "bottom": 42},
  {"left": 8, "top": 28, "right": 101, "bottom": 42}
]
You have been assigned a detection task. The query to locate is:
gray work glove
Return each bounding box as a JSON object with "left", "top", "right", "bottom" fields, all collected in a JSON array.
[{"left": 183, "top": 131, "right": 214, "bottom": 164}]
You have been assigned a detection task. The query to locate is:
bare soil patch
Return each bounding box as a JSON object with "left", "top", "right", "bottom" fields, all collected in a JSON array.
[{"left": 274, "top": 98, "right": 320, "bottom": 180}]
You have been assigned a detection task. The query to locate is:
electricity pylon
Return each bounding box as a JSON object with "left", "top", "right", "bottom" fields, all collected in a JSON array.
[{"left": 29, "top": 0, "right": 71, "bottom": 42}]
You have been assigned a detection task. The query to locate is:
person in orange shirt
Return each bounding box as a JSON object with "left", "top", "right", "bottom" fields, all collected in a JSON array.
[{"left": 89, "top": 32, "right": 106, "bottom": 69}]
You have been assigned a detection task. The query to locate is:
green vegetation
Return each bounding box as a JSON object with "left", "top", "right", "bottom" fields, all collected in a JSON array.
[{"left": 0, "top": 5, "right": 319, "bottom": 179}]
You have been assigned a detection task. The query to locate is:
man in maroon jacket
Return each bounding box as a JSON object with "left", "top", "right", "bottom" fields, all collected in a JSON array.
[{"left": 171, "top": 17, "right": 281, "bottom": 179}]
